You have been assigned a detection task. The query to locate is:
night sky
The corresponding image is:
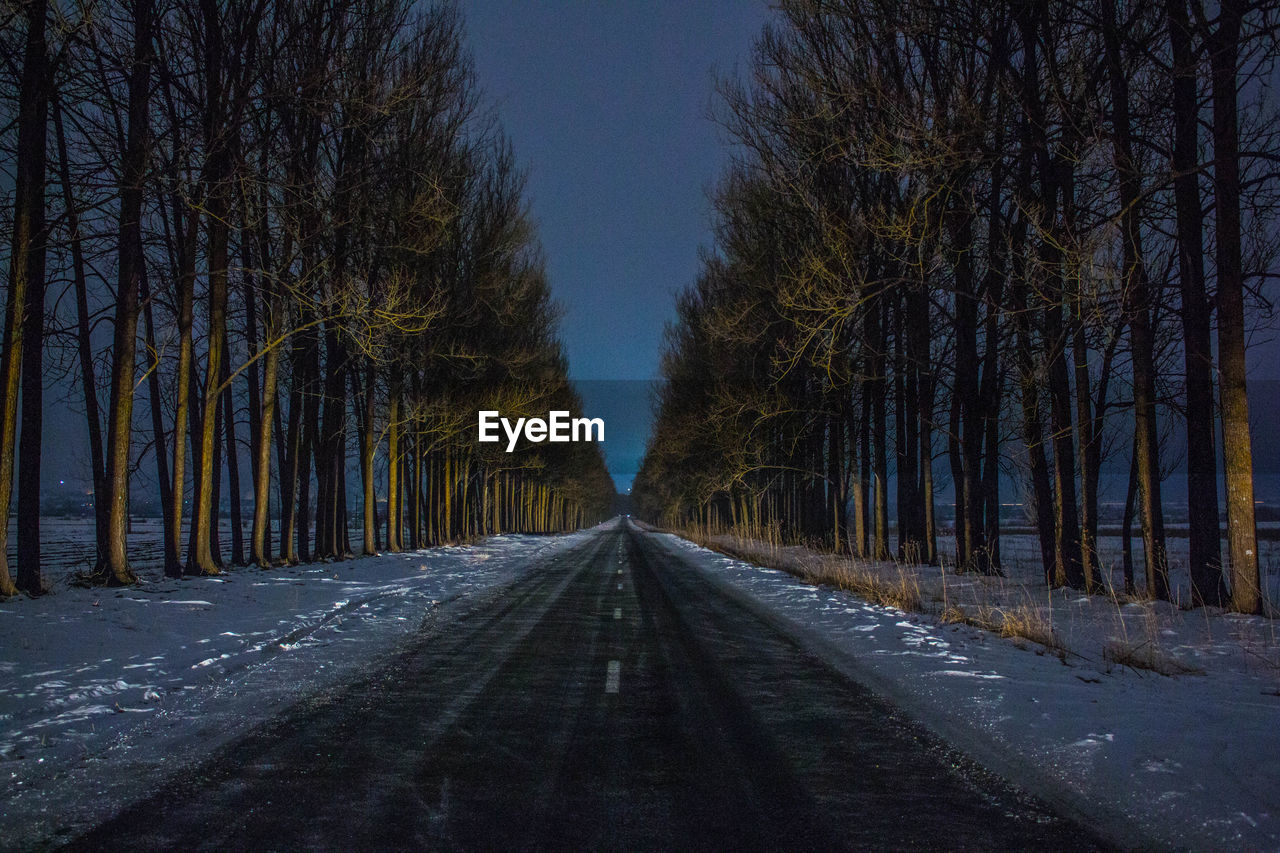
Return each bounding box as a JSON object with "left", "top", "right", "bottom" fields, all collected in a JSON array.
[{"left": 463, "top": 0, "right": 771, "bottom": 381}]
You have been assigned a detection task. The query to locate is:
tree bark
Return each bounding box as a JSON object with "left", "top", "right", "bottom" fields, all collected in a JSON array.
[
  {"left": 0, "top": 0, "right": 50, "bottom": 596},
  {"left": 141, "top": 269, "right": 174, "bottom": 575},
  {"left": 950, "top": 208, "right": 988, "bottom": 573},
  {"left": 190, "top": 0, "right": 229, "bottom": 576},
  {"left": 386, "top": 377, "right": 402, "bottom": 551},
  {"left": 251, "top": 296, "right": 281, "bottom": 567},
  {"left": 221, "top": 332, "right": 244, "bottom": 566},
  {"left": 98, "top": 0, "right": 153, "bottom": 586},
  {"left": 1167, "top": 0, "right": 1225, "bottom": 607},
  {"left": 1208, "top": 0, "right": 1260, "bottom": 613},
  {"left": 9, "top": 0, "right": 52, "bottom": 595},
  {"left": 1102, "top": 0, "right": 1169, "bottom": 600}
]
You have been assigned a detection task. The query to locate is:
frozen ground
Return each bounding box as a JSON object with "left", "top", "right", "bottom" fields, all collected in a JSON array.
[
  {"left": 4, "top": 516, "right": 373, "bottom": 586},
  {"left": 0, "top": 525, "right": 597, "bottom": 850},
  {"left": 950, "top": 526, "right": 1280, "bottom": 610},
  {"left": 653, "top": 529, "right": 1280, "bottom": 851}
]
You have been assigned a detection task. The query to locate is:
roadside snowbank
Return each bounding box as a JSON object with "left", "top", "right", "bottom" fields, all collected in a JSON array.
[
  {"left": 653, "top": 531, "right": 1280, "bottom": 851},
  {"left": 0, "top": 529, "right": 594, "bottom": 849}
]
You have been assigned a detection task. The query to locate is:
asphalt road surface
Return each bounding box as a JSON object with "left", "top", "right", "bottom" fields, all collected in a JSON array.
[{"left": 68, "top": 520, "right": 1107, "bottom": 851}]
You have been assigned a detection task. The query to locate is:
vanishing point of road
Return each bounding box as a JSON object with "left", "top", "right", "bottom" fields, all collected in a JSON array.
[{"left": 67, "top": 519, "right": 1106, "bottom": 851}]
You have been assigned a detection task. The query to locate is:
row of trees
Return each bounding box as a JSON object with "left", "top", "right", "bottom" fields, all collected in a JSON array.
[
  {"left": 634, "top": 0, "right": 1276, "bottom": 613},
  {"left": 0, "top": 0, "right": 612, "bottom": 596}
]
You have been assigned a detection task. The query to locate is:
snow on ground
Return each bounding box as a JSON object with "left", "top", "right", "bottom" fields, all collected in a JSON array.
[
  {"left": 956, "top": 527, "right": 1280, "bottom": 612},
  {"left": 654, "top": 530, "right": 1280, "bottom": 851},
  {"left": 0, "top": 526, "right": 597, "bottom": 850}
]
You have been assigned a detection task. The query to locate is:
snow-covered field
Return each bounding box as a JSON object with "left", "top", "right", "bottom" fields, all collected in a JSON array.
[
  {"left": 4, "top": 516, "right": 376, "bottom": 585},
  {"left": 955, "top": 527, "right": 1280, "bottom": 610},
  {"left": 654, "top": 530, "right": 1280, "bottom": 851},
  {"left": 0, "top": 525, "right": 597, "bottom": 850}
]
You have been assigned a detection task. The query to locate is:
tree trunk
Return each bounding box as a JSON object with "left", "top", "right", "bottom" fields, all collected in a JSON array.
[
  {"left": 0, "top": 0, "right": 49, "bottom": 596},
  {"left": 185, "top": 356, "right": 206, "bottom": 567},
  {"left": 297, "top": 350, "right": 319, "bottom": 563},
  {"left": 949, "top": 390, "right": 966, "bottom": 565},
  {"left": 191, "top": 0, "right": 229, "bottom": 576},
  {"left": 191, "top": 210, "right": 229, "bottom": 575},
  {"left": 141, "top": 269, "right": 174, "bottom": 577},
  {"left": 1073, "top": 323, "right": 1099, "bottom": 587},
  {"left": 1009, "top": 203, "right": 1055, "bottom": 581},
  {"left": 1167, "top": 0, "right": 1224, "bottom": 607},
  {"left": 209, "top": 390, "right": 224, "bottom": 567},
  {"left": 242, "top": 235, "right": 271, "bottom": 566},
  {"left": 164, "top": 201, "right": 197, "bottom": 578},
  {"left": 251, "top": 297, "right": 281, "bottom": 567},
  {"left": 221, "top": 333, "right": 244, "bottom": 566},
  {"left": 15, "top": 170, "right": 48, "bottom": 590},
  {"left": 1103, "top": 0, "right": 1169, "bottom": 600},
  {"left": 8, "top": 0, "right": 52, "bottom": 595},
  {"left": 1208, "top": 0, "right": 1260, "bottom": 613},
  {"left": 1122, "top": 449, "right": 1138, "bottom": 595},
  {"left": 979, "top": 164, "right": 1006, "bottom": 570},
  {"left": 870, "top": 300, "right": 889, "bottom": 559},
  {"left": 97, "top": 0, "right": 153, "bottom": 586},
  {"left": 950, "top": 209, "right": 987, "bottom": 573},
  {"left": 354, "top": 364, "right": 377, "bottom": 555},
  {"left": 846, "top": 399, "right": 865, "bottom": 558},
  {"left": 386, "top": 378, "right": 401, "bottom": 552},
  {"left": 920, "top": 367, "right": 938, "bottom": 565},
  {"left": 278, "top": 337, "right": 306, "bottom": 565}
]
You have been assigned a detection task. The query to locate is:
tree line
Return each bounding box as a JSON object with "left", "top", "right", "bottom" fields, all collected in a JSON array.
[
  {"left": 0, "top": 0, "right": 613, "bottom": 597},
  {"left": 633, "top": 0, "right": 1277, "bottom": 613}
]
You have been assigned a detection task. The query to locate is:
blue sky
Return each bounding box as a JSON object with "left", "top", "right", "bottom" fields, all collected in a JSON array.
[{"left": 463, "top": 0, "right": 771, "bottom": 381}]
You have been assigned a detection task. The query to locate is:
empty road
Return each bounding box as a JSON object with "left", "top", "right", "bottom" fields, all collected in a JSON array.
[{"left": 68, "top": 520, "right": 1105, "bottom": 851}]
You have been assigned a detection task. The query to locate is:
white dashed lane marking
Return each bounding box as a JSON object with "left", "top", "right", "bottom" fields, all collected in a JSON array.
[
  {"left": 605, "top": 660, "right": 621, "bottom": 693},
  {"left": 613, "top": 607, "right": 622, "bottom": 620}
]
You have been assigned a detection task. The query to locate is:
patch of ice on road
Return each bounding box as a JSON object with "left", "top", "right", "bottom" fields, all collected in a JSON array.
[
  {"left": 1143, "top": 758, "right": 1181, "bottom": 774},
  {"left": 123, "top": 598, "right": 214, "bottom": 606},
  {"left": 27, "top": 704, "right": 115, "bottom": 727}
]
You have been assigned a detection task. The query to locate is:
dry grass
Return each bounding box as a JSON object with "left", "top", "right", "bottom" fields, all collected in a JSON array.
[
  {"left": 1102, "top": 640, "right": 1206, "bottom": 677},
  {"left": 942, "top": 602, "right": 1065, "bottom": 653},
  {"left": 673, "top": 525, "right": 1251, "bottom": 677},
  {"left": 689, "top": 532, "right": 925, "bottom": 613},
  {"left": 688, "top": 529, "right": 1068, "bottom": 647},
  {"left": 813, "top": 560, "right": 924, "bottom": 612}
]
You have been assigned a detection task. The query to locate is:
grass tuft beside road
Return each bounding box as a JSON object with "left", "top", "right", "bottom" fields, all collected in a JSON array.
[{"left": 672, "top": 528, "right": 1264, "bottom": 680}]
